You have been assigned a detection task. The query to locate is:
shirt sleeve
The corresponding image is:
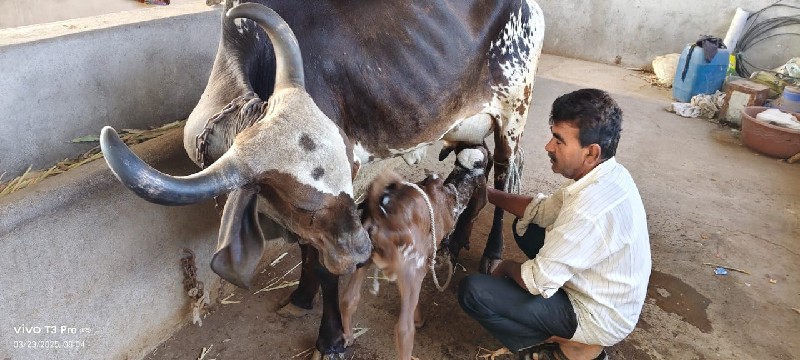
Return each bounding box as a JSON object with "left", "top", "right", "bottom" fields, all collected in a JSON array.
[
  {"left": 514, "top": 190, "right": 565, "bottom": 234},
  {"left": 519, "top": 211, "right": 610, "bottom": 297}
]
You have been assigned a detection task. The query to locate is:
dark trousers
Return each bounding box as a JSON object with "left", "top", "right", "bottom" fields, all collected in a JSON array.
[{"left": 458, "top": 219, "right": 578, "bottom": 351}]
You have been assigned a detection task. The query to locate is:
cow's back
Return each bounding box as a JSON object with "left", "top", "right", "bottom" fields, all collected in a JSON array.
[{"left": 239, "top": 1, "right": 539, "bottom": 153}]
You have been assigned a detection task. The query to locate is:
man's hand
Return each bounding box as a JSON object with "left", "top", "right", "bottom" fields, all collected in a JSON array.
[
  {"left": 487, "top": 188, "right": 534, "bottom": 218},
  {"left": 490, "top": 259, "right": 528, "bottom": 290}
]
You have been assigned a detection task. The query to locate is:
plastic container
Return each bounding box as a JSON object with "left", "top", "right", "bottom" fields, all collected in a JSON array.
[
  {"left": 779, "top": 85, "right": 800, "bottom": 113},
  {"left": 672, "top": 44, "right": 730, "bottom": 102}
]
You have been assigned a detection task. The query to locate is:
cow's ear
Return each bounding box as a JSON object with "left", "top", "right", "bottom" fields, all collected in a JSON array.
[{"left": 211, "top": 187, "right": 265, "bottom": 289}]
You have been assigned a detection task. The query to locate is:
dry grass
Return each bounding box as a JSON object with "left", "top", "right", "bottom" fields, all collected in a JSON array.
[
  {"left": 626, "top": 67, "right": 671, "bottom": 88},
  {"left": 0, "top": 120, "right": 185, "bottom": 198}
]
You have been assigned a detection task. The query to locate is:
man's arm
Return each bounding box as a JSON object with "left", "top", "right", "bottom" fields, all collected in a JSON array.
[
  {"left": 491, "top": 259, "right": 540, "bottom": 294},
  {"left": 487, "top": 188, "right": 534, "bottom": 218}
]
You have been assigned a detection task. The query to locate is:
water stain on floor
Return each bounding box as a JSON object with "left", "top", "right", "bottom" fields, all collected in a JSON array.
[
  {"left": 647, "top": 270, "right": 712, "bottom": 333},
  {"left": 709, "top": 126, "right": 741, "bottom": 147}
]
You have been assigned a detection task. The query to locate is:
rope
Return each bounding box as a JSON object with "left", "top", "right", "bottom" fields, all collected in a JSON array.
[
  {"left": 402, "top": 181, "right": 453, "bottom": 292},
  {"left": 195, "top": 92, "right": 266, "bottom": 168},
  {"left": 496, "top": 148, "right": 524, "bottom": 194}
]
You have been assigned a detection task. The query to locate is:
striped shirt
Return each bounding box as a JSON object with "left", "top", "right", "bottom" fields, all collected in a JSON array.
[{"left": 516, "top": 157, "right": 651, "bottom": 346}]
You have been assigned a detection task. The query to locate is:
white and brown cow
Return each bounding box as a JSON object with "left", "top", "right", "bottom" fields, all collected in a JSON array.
[
  {"left": 99, "top": 1, "right": 544, "bottom": 358},
  {"left": 340, "top": 146, "right": 489, "bottom": 360}
]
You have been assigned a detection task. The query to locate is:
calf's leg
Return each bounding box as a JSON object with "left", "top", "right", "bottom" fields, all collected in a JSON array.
[
  {"left": 396, "top": 269, "right": 425, "bottom": 360},
  {"left": 339, "top": 262, "right": 370, "bottom": 346}
]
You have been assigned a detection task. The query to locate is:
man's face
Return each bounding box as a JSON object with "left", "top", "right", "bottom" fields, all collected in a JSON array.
[{"left": 544, "top": 121, "right": 594, "bottom": 180}]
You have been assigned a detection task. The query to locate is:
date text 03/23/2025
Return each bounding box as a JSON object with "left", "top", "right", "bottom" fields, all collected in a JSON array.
[
  {"left": 13, "top": 340, "right": 86, "bottom": 349},
  {"left": 12, "top": 324, "right": 91, "bottom": 350}
]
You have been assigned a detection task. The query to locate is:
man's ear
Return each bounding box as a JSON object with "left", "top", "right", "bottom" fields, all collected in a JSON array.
[{"left": 585, "top": 144, "right": 602, "bottom": 165}]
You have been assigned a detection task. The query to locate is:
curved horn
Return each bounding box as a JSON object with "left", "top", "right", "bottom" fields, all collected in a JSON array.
[
  {"left": 227, "top": 3, "right": 305, "bottom": 91},
  {"left": 100, "top": 126, "right": 249, "bottom": 205}
]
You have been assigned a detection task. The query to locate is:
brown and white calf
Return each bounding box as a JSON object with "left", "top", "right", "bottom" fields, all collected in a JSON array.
[{"left": 340, "top": 146, "right": 489, "bottom": 360}]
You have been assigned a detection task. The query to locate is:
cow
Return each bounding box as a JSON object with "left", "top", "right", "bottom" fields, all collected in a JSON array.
[
  {"left": 99, "top": 1, "right": 544, "bottom": 358},
  {"left": 340, "top": 146, "right": 489, "bottom": 360}
]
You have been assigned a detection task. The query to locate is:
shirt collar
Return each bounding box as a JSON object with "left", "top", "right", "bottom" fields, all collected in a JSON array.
[{"left": 564, "top": 157, "right": 618, "bottom": 196}]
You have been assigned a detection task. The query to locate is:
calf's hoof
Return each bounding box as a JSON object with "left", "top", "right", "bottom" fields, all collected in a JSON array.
[
  {"left": 414, "top": 317, "right": 426, "bottom": 329},
  {"left": 479, "top": 256, "right": 503, "bottom": 275},
  {"left": 343, "top": 332, "right": 355, "bottom": 347},
  {"left": 276, "top": 295, "right": 312, "bottom": 318}
]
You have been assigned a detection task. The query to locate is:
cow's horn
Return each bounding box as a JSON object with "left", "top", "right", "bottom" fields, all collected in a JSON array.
[
  {"left": 100, "top": 126, "right": 249, "bottom": 205},
  {"left": 227, "top": 3, "right": 304, "bottom": 92}
]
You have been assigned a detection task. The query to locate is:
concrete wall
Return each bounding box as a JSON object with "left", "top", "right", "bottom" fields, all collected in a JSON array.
[
  {"left": 0, "top": 0, "right": 198, "bottom": 29},
  {"left": 1, "top": 131, "right": 216, "bottom": 360},
  {"left": 0, "top": 129, "right": 287, "bottom": 360},
  {"left": 0, "top": 3, "right": 220, "bottom": 180},
  {"left": 0, "top": 4, "right": 251, "bottom": 360},
  {"left": 536, "top": 0, "right": 799, "bottom": 69}
]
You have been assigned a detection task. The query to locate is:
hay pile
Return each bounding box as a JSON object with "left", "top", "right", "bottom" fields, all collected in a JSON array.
[{"left": 0, "top": 120, "right": 185, "bottom": 197}]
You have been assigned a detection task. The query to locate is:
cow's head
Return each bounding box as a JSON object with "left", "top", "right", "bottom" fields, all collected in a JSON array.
[{"left": 99, "top": 3, "right": 371, "bottom": 288}]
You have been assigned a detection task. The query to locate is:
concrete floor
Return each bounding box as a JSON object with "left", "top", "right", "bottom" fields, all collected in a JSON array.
[{"left": 144, "top": 55, "right": 800, "bottom": 360}]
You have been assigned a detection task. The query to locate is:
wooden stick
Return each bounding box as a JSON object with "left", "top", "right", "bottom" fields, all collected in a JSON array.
[
  {"left": 703, "top": 262, "right": 751, "bottom": 275},
  {"left": 787, "top": 152, "right": 800, "bottom": 164}
]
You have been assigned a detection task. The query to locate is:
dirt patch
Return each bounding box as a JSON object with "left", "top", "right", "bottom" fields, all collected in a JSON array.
[
  {"left": 608, "top": 339, "right": 655, "bottom": 360},
  {"left": 143, "top": 230, "right": 511, "bottom": 360}
]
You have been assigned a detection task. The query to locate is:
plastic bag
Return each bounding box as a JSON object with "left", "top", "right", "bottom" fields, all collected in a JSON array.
[{"left": 755, "top": 108, "right": 800, "bottom": 130}]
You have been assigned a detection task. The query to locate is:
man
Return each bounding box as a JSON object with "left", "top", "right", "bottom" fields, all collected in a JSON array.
[{"left": 458, "top": 88, "right": 651, "bottom": 360}]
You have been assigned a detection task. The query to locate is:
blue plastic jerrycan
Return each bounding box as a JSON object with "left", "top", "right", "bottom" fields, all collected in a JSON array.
[{"left": 673, "top": 44, "right": 730, "bottom": 102}]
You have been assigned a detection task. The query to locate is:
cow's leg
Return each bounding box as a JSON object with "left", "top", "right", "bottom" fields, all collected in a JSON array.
[
  {"left": 277, "top": 243, "right": 319, "bottom": 318},
  {"left": 314, "top": 265, "right": 347, "bottom": 358},
  {"left": 396, "top": 269, "right": 425, "bottom": 360},
  {"left": 447, "top": 182, "right": 488, "bottom": 261},
  {"left": 285, "top": 245, "right": 346, "bottom": 359},
  {"left": 480, "top": 120, "right": 520, "bottom": 274},
  {"left": 339, "top": 262, "right": 371, "bottom": 347},
  {"left": 480, "top": 0, "right": 544, "bottom": 274}
]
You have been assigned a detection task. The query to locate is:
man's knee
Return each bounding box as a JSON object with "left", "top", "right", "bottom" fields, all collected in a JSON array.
[
  {"left": 457, "top": 275, "right": 475, "bottom": 310},
  {"left": 458, "top": 274, "right": 496, "bottom": 316}
]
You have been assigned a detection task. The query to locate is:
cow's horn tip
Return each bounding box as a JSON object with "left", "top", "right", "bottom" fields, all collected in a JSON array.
[{"left": 100, "top": 126, "right": 118, "bottom": 137}]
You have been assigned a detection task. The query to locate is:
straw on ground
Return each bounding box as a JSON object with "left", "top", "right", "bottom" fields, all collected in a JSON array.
[{"left": 0, "top": 120, "right": 184, "bottom": 197}]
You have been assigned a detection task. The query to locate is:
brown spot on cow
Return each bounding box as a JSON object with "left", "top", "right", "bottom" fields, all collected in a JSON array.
[
  {"left": 312, "top": 166, "right": 325, "bottom": 180},
  {"left": 299, "top": 133, "right": 316, "bottom": 151}
]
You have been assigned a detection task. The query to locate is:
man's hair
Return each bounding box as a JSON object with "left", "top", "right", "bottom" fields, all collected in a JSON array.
[{"left": 549, "top": 88, "right": 623, "bottom": 160}]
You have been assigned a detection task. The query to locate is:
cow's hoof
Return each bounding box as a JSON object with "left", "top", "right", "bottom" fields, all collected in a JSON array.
[
  {"left": 311, "top": 350, "right": 346, "bottom": 360},
  {"left": 479, "top": 256, "right": 503, "bottom": 275}
]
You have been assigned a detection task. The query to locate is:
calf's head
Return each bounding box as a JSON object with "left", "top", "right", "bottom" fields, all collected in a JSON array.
[
  {"left": 361, "top": 146, "right": 489, "bottom": 279},
  {"left": 99, "top": 3, "right": 370, "bottom": 287}
]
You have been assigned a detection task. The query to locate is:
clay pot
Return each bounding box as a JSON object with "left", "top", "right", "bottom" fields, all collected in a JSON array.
[{"left": 740, "top": 106, "right": 800, "bottom": 159}]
